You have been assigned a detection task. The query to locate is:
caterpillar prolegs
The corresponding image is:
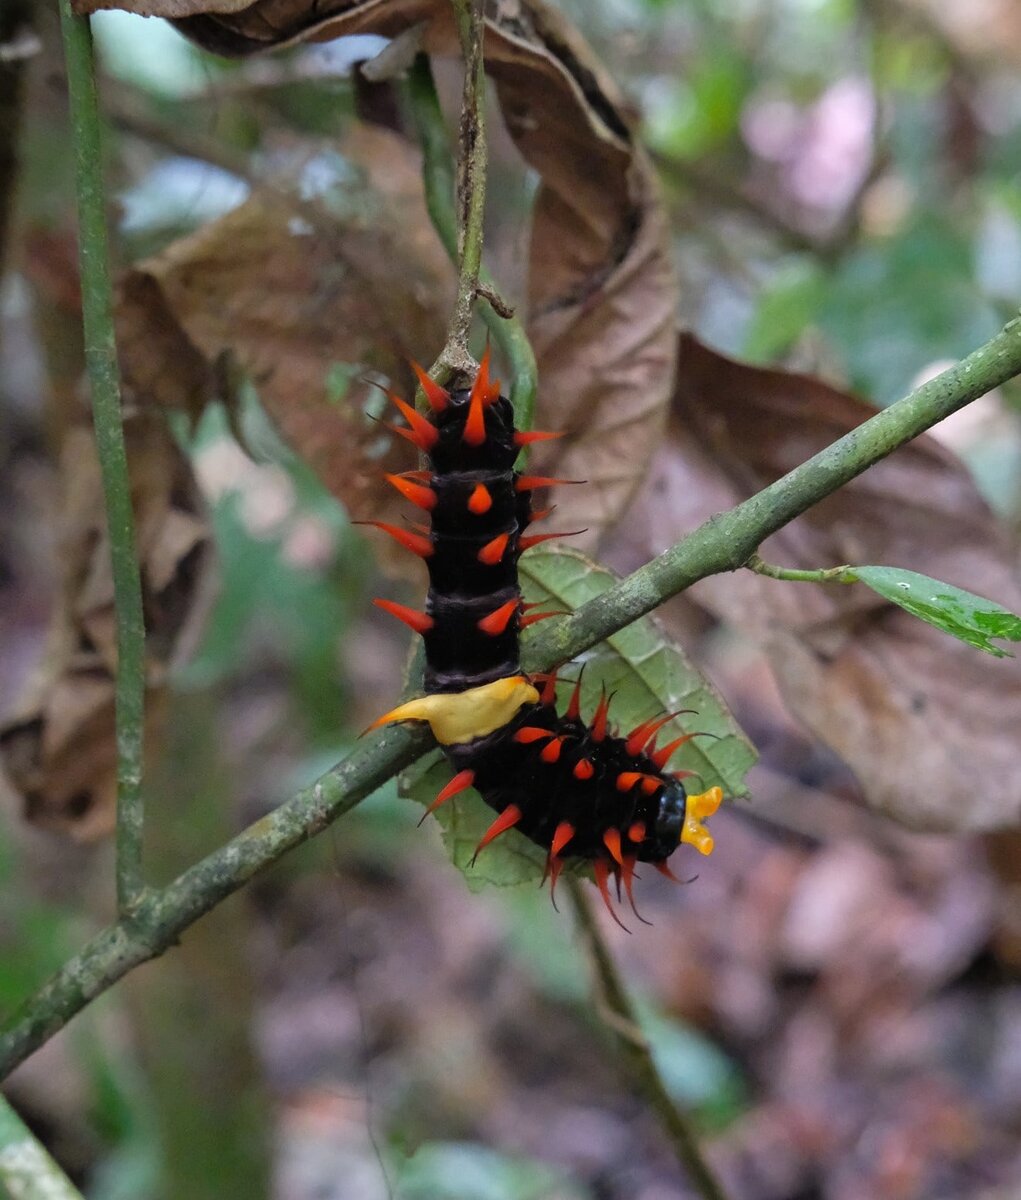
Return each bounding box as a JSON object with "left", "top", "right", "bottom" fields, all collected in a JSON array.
[{"left": 364, "top": 355, "right": 722, "bottom": 925}]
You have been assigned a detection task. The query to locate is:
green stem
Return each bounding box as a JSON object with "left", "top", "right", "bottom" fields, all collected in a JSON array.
[
  {"left": 407, "top": 54, "right": 537, "bottom": 428},
  {"left": 0, "top": 1092, "right": 85, "bottom": 1200},
  {"left": 58, "top": 0, "right": 146, "bottom": 916},
  {"left": 567, "top": 880, "right": 731, "bottom": 1200},
  {"left": 745, "top": 553, "right": 857, "bottom": 584},
  {"left": 406, "top": 56, "right": 457, "bottom": 259},
  {"left": 5, "top": 316, "right": 1021, "bottom": 1079},
  {"left": 522, "top": 315, "right": 1021, "bottom": 669}
]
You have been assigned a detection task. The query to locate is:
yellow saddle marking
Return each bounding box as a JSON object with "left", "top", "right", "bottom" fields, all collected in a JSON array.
[{"left": 367, "top": 675, "right": 540, "bottom": 745}]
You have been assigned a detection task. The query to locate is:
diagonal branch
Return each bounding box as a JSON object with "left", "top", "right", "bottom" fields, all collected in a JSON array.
[
  {"left": 4, "top": 313, "right": 1021, "bottom": 1080},
  {"left": 521, "top": 317, "right": 1021, "bottom": 671}
]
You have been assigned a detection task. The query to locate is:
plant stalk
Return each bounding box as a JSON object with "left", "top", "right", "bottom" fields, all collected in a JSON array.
[
  {"left": 58, "top": 0, "right": 147, "bottom": 915},
  {"left": 568, "top": 879, "right": 731, "bottom": 1200},
  {"left": 745, "top": 554, "right": 856, "bottom": 584},
  {"left": 407, "top": 54, "right": 537, "bottom": 427}
]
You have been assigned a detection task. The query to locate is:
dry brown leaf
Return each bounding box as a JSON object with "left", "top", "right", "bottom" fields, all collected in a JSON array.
[
  {"left": 527, "top": 184, "right": 677, "bottom": 549},
  {"left": 101, "top": 0, "right": 678, "bottom": 544},
  {"left": 1, "top": 672, "right": 126, "bottom": 842},
  {"left": 5, "top": 209, "right": 214, "bottom": 841},
  {"left": 481, "top": 3, "right": 679, "bottom": 545},
  {"left": 614, "top": 333, "right": 1021, "bottom": 833},
  {"left": 0, "top": 414, "right": 211, "bottom": 839},
  {"left": 118, "top": 124, "right": 453, "bottom": 531}
]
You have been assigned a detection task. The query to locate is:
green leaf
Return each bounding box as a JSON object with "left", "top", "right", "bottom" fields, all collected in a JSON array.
[
  {"left": 401, "top": 547, "right": 756, "bottom": 890},
  {"left": 401, "top": 750, "right": 553, "bottom": 891},
  {"left": 853, "top": 566, "right": 1021, "bottom": 657},
  {"left": 396, "top": 1142, "right": 586, "bottom": 1200},
  {"left": 520, "top": 548, "right": 756, "bottom": 797},
  {"left": 636, "top": 999, "right": 747, "bottom": 1128}
]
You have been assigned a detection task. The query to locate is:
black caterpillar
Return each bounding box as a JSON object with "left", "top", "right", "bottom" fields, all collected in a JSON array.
[{"left": 365, "top": 355, "right": 722, "bottom": 926}]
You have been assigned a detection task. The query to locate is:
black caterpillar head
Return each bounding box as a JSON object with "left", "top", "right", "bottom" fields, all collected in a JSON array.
[{"left": 649, "top": 776, "right": 688, "bottom": 858}]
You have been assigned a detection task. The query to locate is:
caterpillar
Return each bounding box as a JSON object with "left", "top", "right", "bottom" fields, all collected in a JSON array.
[{"left": 363, "top": 353, "right": 722, "bottom": 927}]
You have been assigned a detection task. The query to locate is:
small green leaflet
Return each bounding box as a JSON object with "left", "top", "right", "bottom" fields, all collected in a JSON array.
[
  {"left": 400, "top": 547, "right": 756, "bottom": 889},
  {"left": 852, "top": 566, "right": 1021, "bottom": 658}
]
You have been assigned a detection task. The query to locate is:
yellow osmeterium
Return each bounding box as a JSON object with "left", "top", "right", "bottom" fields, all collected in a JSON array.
[
  {"left": 681, "top": 786, "right": 723, "bottom": 856},
  {"left": 367, "top": 676, "right": 540, "bottom": 745}
]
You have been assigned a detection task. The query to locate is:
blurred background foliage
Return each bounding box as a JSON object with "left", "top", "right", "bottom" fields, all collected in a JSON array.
[{"left": 2, "top": 0, "right": 1021, "bottom": 1197}]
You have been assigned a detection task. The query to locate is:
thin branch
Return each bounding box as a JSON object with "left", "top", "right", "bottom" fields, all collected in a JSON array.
[
  {"left": 567, "top": 879, "right": 731, "bottom": 1200},
  {"left": 0, "top": 1092, "right": 86, "bottom": 1200},
  {"left": 745, "top": 554, "right": 856, "bottom": 584},
  {"left": 521, "top": 316, "right": 1021, "bottom": 670},
  {"left": 655, "top": 0, "right": 885, "bottom": 269},
  {"left": 813, "top": 0, "right": 888, "bottom": 264},
  {"left": 109, "top": 67, "right": 538, "bottom": 423},
  {"left": 422, "top": 0, "right": 487, "bottom": 384},
  {"left": 5, "top": 315, "right": 1021, "bottom": 1080},
  {"left": 58, "top": 0, "right": 146, "bottom": 916},
  {"left": 449, "top": 0, "right": 486, "bottom": 363},
  {"left": 406, "top": 53, "right": 538, "bottom": 429},
  {"left": 406, "top": 55, "right": 457, "bottom": 254},
  {"left": 475, "top": 281, "right": 514, "bottom": 319}
]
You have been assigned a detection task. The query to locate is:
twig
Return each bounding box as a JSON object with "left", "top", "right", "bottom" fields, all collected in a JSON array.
[
  {"left": 58, "top": 0, "right": 146, "bottom": 916},
  {"left": 0, "top": 1092, "right": 86, "bottom": 1200},
  {"left": 108, "top": 69, "right": 537, "bottom": 418},
  {"left": 4, "top": 316, "right": 1021, "bottom": 1079},
  {"left": 423, "top": 0, "right": 487, "bottom": 384},
  {"left": 745, "top": 554, "right": 856, "bottom": 584},
  {"left": 567, "top": 879, "right": 731, "bottom": 1200},
  {"left": 475, "top": 281, "right": 514, "bottom": 319},
  {"left": 448, "top": 0, "right": 486, "bottom": 361},
  {"left": 406, "top": 53, "right": 537, "bottom": 429}
]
